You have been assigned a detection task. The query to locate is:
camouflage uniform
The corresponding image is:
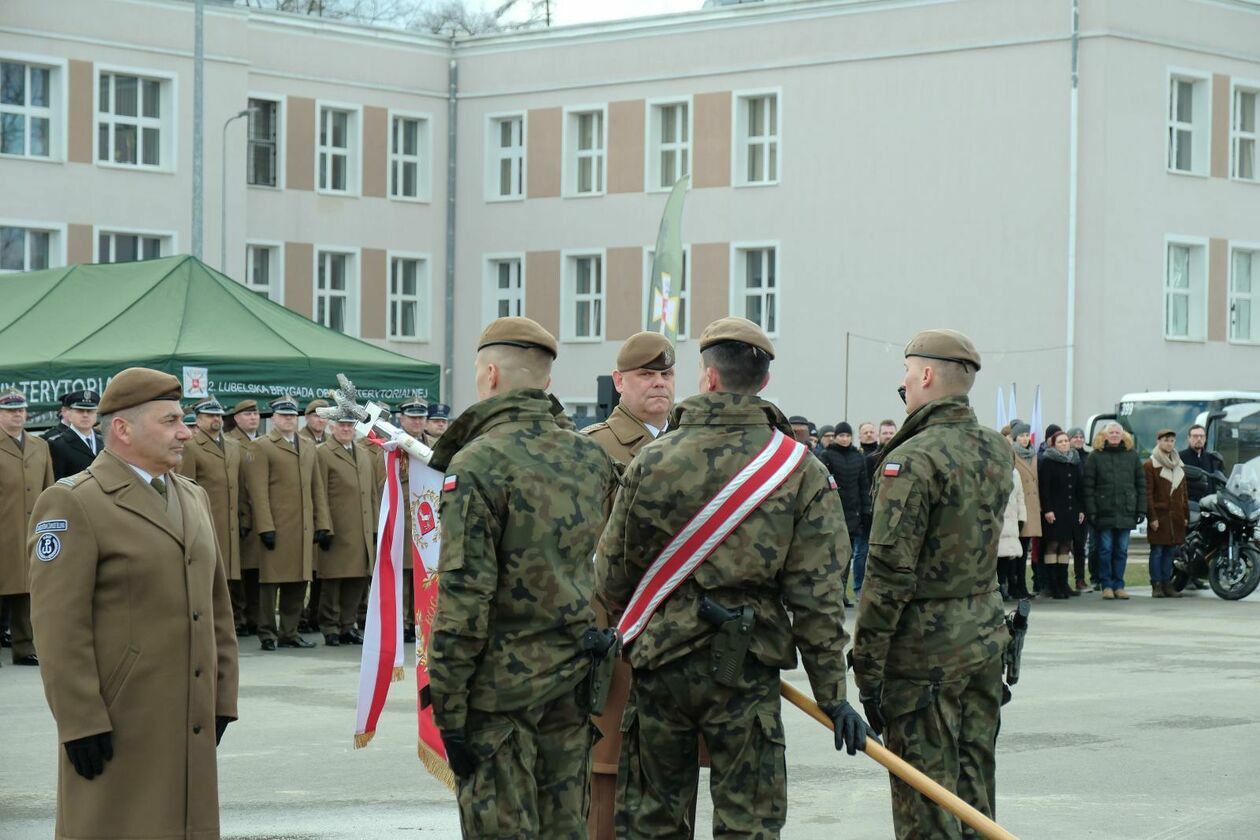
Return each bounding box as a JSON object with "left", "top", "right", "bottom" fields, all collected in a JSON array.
[
  {"left": 596, "top": 392, "right": 850, "bottom": 839},
  {"left": 428, "top": 388, "right": 617, "bottom": 839},
  {"left": 852, "top": 394, "right": 1012, "bottom": 839}
]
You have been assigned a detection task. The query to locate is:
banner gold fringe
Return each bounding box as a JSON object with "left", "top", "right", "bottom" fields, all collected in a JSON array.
[
  {"left": 392, "top": 666, "right": 405, "bottom": 683},
  {"left": 419, "top": 740, "right": 456, "bottom": 792},
  {"left": 353, "top": 730, "right": 375, "bottom": 750}
]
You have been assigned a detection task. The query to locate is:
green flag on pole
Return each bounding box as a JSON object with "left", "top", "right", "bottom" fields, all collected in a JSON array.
[{"left": 646, "top": 174, "right": 690, "bottom": 342}]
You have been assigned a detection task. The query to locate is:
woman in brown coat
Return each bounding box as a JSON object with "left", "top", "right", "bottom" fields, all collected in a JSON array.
[
  {"left": 1144, "top": 428, "right": 1189, "bottom": 598},
  {"left": 1010, "top": 421, "right": 1040, "bottom": 598}
]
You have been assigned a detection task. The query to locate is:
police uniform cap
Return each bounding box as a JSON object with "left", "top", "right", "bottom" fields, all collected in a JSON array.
[
  {"left": 183, "top": 412, "right": 197, "bottom": 424},
  {"left": 97, "top": 368, "right": 182, "bottom": 415},
  {"left": 61, "top": 389, "right": 102, "bottom": 410},
  {"left": 399, "top": 397, "right": 429, "bottom": 417},
  {"left": 0, "top": 388, "right": 28, "bottom": 410},
  {"left": 903, "top": 328, "right": 982, "bottom": 372},
  {"left": 477, "top": 316, "right": 558, "bottom": 359},
  {"left": 269, "top": 395, "right": 300, "bottom": 416},
  {"left": 304, "top": 398, "right": 330, "bottom": 416},
  {"left": 698, "top": 317, "right": 775, "bottom": 359},
  {"left": 617, "top": 332, "right": 675, "bottom": 372},
  {"left": 193, "top": 397, "right": 225, "bottom": 415},
  {"left": 427, "top": 403, "right": 451, "bottom": 420}
]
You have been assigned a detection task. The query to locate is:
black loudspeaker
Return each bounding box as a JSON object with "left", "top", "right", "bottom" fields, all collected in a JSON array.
[{"left": 596, "top": 375, "right": 619, "bottom": 420}]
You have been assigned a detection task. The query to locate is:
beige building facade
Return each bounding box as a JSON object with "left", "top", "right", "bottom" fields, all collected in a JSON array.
[{"left": 2, "top": 0, "right": 1258, "bottom": 426}]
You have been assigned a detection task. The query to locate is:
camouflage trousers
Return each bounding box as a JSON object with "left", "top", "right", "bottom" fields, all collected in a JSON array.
[
  {"left": 617, "top": 651, "right": 786, "bottom": 839},
  {"left": 882, "top": 654, "right": 1003, "bottom": 840},
  {"left": 456, "top": 683, "right": 595, "bottom": 839}
]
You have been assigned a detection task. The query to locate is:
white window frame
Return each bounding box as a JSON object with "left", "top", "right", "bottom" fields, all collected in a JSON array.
[
  {"left": 94, "top": 224, "right": 176, "bottom": 264},
  {"left": 94, "top": 63, "right": 177, "bottom": 173},
  {"left": 1230, "top": 79, "right": 1259, "bottom": 184},
  {"left": 246, "top": 92, "right": 285, "bottom": 190},
  {"left": 562, "top": 104, "right": 607, "bottom": 198},
  {"left": 560, "top": 397, "right": 599, "bottom": 427},
  {"left": 0, "top": 218, "right": 65, "bottom": 273},
  {"left": 1166, "top": 68, "right": 1211, "bottom": 177},
  {"left": 0, "top": 53, "right": 67, "bottom": 163},
  {"left": 645, "top": 96, "right": 692, "bottom": 193},
  {"left": 313, "top": 246, "right": 360, "bottom": 337},
  {"left": 1228, "top": 241, "right": 1260, "bottom": 345},
  {"left": 386, "top": 249, "right": 431, "bottom": 343},
  {"left": 561, "top": 249, "right": 606, "bottom": 342},
  {"left": 388, "top": 109, "right": 432, "bottom": 203},
  {"left": 730, "top": 241, "right": 781, "bottom": 338},
  {"left": 1162, "top": 235, "right": 1208, "bottom": 343},
  {"left": 733, "top": 87, "right": 782, "bottom": 187},
  {"left": 244, "top": 240, "right": 285, "bottom": 303},
  {"left": 483, "top": 253, "right": 526, "bottom": 325},
  {"left": 315, "top": 100, "right": 361, "bottom": 197},
  {"left": 485, "top": 111, "right": 526, "bottom": 202},
  {"left": 642, "top": 244, "right": 692, "bottom": 340}
]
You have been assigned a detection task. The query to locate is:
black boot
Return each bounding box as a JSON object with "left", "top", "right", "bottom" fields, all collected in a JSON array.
[{"left": 1052, "top": 564, "right": 1069, "bottom": 599}]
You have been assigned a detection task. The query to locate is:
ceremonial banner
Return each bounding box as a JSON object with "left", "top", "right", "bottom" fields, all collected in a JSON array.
[
  {"left": 646, "top": 174, "right": 690, "bottom": 342},
  {"left": 405, "top": 456, "right": 449, "bottom": 786}
]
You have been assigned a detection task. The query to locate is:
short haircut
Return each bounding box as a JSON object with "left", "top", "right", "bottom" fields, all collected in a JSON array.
[
  {"left": 480, "top": 344, "right": 553, "bottom": 390},
  {"left": 930, "top": 358, "right": 976, "bottom": 393},
  {"left": 879, "top": 419, "right": 898, "bottom": 430},
  {"left": 858, "top": 422, "right": 875, "bottom": 432},
  {"left": 1188, "top": 424, "right": 1206, "bottom": 435},
  {"left": 98, "top": 405, "right": 144, "bottom": 446},
  {"left": 700, "top": 342, "right": 771, "bottom": 394}
]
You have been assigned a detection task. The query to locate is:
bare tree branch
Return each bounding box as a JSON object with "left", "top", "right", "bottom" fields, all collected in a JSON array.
[{"left": 237, "top": 0, "right": 552, "bottom": 32}]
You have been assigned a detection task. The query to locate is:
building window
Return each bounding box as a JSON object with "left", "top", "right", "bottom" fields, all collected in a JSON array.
[
  {"left": 565, "top": 108, "right": 605, "bottom": 196},
  {"left": 736, "top": 246, "right": 778, "bottom": 335},
  {"left": 0, "top": 60, "right": 54, "bottom": 159},
  {"left": 245, "top": 243, "right": 281, "bottom": 302},
  {"left": 390, "top": 115, "right": 429, "bottom": 201},
  {"left": 648, "top": 100, "right": 690, "bottom": 190},
  {"left": 318, "top": 106, "right": 355, "bottom": 194},
  {"left": 98, "top": 230, "right": 166, "bottom": 263},
  {"left": 316, "top": 250, "right": 355, "bottom": 333},
  {"left": 1231, "top": 248, "right": 1259, "bottom": 343},
  {"left": 0, "top": 225, "right": 53, "bottom": 272},
  {"left": 248, "top": 98, "right": 278, "bottom": 187},
  {"left": 389, "top": 256, "right": 429, "bottom": 341},
  {"left": 644, "top": 247, "right": 690, "bottom": 340},
  {"left": 1164, "top": 240, "right": 1206, "bottom": 341},
  {"left": 1167, "top": 73, "right": 1209, "bottom": 175},
  {"left": 564, "top": 253, "right": 604, "bottom": 341},
  {"left": 1233, "top": 86, "right": 1257, "bottom": 181},
  {"left": 736, "top": 92, "right": 779, "bottom": 185},
  {"left": 486, "top": 257, "right": 524, "bottom": 322},
  {"left": 489, "top": 114, "right": 524, "bottom": 200},
  {"left": 97, "top": 71, "right": 167, "bottom": 168}
]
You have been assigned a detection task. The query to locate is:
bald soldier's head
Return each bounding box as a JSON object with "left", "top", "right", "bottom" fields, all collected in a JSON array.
[{"left": 473, "top": 316, "right": 559, "bottom": 401}]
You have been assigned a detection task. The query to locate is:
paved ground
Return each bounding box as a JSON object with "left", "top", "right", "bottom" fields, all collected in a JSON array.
[{"left": 2, "top": 585, "right": 1258, "bottom": 839}]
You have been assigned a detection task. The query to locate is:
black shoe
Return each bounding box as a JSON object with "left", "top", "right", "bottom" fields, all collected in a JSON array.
[
  {"left": 13, "top": 654, "right": 38, "bottom": 666},
  {"left": 297, "top": 619, "right": 315, "bottom": 634},
  {"left": 236, "top": 625, "right": 255, "bottom": 638},
  {"left": 324, "top": 634, "right": 341, "bottom": 647},
  {"left": 278, "top": 636, "right": 316, "bottom": 649},
  {"left": 340, "top": 630, "right": 364, "bottom": 645},
  {"left": 403, "top": 629, "right": 416, "bottom": 644},
  {"left": 260, "top": 639, "right": 277, "bottom": 651}
]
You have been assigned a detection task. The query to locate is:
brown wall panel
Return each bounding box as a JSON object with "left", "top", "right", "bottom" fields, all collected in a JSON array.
[
  {"left": 362, "top": 106, "right": 388, "bottom": 198},
  {"left": 67, "top": 60, "right": 93, "bottom": 164},
  {"left": 690, "top": 242, "right": 730, "bottom": 330},
  {"left": 1211, "top": 74, "right": 1230, "bottom": 179},
  {"left": 287, "top": 97, "right": 316, "bottom": 191},
  {"left": 285, "top": 241, "right": 314, "bottom": 317},
  {"left": 608, "top": 100, "right": 645, "bottom": 194},
  {"left": 605, "top": 247, "right": 643, "bottom": 340},
  {"left": 66, "top": 223, "right": 93, "bottom": 264},
  {"left": 525, "top": 250, "right": 561, "bottom": 336},
  {"left": 1208, "top": 237, "right": 1228, "bottom": 341},
  {"left": 527, "top": 108, "right": 562, "bottom": 198},
  {"left": 361, "top": 248, "right": 387, "bottom": 338},
  {"left": 692, "top": 92, "right": 731, "bottom": 189}
]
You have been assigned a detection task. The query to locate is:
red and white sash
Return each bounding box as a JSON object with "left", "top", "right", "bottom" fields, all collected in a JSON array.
[{"left": 616, "top": 429, "right": 808, "bottom": 644}]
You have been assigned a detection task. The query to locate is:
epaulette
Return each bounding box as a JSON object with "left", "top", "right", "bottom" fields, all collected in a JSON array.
[
  {"left": 581, "top": 422, "right": 610, "bottom": 435},
  {"left": 56, "top": 472, "right": 92, "bottom": 489}
]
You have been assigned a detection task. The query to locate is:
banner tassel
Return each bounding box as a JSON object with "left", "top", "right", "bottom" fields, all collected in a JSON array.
[
  {"left": 392, "top": 666, "right": 405, "bottom": 683},
  {"left": 419, "top": 740, "right": 456, "bottom": 792},
  {"left": 353, "top": 731, "right": 375, "bottom": 750}
]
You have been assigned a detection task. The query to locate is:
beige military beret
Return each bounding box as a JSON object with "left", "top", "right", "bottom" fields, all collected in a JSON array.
[
  {"left": 617, "top": 331, "right": 675, "bottom": 372},
  {"left": 904, "top": 328, "right": 982, "bottom": 372},
  {"left": 98, "top": 367, "right": 183, "bottom": 415},
  {"left": 698, "top": 316, "right": 775, "bottom": 359},
  {"left": 229, "top": 399, "right": 258, "bottom": 415},
  {"left": 304, "top": 398, "right": 330, "bottom": 416},
  {"left": 477, "top": 316, "right": 558, "bottom": 359}
]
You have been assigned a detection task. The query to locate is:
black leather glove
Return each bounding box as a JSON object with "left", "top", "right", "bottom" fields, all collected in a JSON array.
[
  {"left": 215, "top": 716, "right": 231, "bottom": 746},
  {"left": 239, "top": 524, "right": 251, "bottom": 538},
  {"left": 315, "top": 530, "right": 333, "bottom": 551},
  {"left": 259, "top": 531, "right": 276, "bottom": 550},
  {"left": 64, "top": 732, "right": 113, "bottom": 780},
  {"left": 859, "top": 694, "right": 886, "bottom": 737},
  {"left": 441, "top": 729, "right": 477, "bottom": 779},
  {"left": 822, "top": 700, "right": 872, "bottom": 755}
]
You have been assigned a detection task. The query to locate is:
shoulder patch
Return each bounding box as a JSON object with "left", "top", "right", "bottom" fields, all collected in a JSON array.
[
  {"left": 35, "top": 519, "right": 68, "bottom": 533},
  {"left": 883, "top": 462, "right": 902, "bottom": 477},
  {"left": 827, "top": 474, "right": 838, "bottom": 490},
  {"left": 34, "top": 532, "right": 61, "bottom": 562},
  {"left": 442, "top": 475, "right": 458, "bottom": 492}
]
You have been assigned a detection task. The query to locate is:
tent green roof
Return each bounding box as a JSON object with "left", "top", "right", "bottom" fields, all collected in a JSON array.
[{"left": 0, "top": 255, "right": 439, "bottom": 416}]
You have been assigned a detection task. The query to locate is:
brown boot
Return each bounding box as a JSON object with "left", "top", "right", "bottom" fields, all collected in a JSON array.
[
  {"left": 1102, "top": 588, "right": 1115, "bottom": 600},
  {"left": 1163, "top": 581, "right": 1183, "bottom": 598},
  {"left": 1152, "top": 583, "right": 1165, "bottom": 598},
  {"left": 1115, "top": 588, "right": 1130, "bottom": 600}
]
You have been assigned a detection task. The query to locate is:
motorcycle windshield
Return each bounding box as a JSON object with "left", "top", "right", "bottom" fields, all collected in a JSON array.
[{"left": 1225, "top": 463, "right": 1260, "bottom": 502}]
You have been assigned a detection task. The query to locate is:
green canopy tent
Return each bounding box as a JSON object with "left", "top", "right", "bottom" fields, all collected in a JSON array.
[{"left": 0, "top": 255, "right": 439, "bottom": 419}]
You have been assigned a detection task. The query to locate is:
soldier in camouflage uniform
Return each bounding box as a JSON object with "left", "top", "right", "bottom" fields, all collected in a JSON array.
[
  {"left": 852, "top": 329, "right": 1013, "bottom": 840},
  {"left": 428, "top": 316, "right": 618, "bottom": 839},
  {"left": 596, "top": 317, "right": 871, "bottom": 839}
]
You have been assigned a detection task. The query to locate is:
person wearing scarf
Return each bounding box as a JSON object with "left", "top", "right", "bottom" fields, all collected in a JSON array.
[
  {"left": 1144, "top": 429, "right": 1188, "bottom": 598},
  {"left": 1009, "top": 421, "right": 1041, "bottom": 598},
  {"left": 1037, "top": 431, "right": 1083, "bottom": 599}
]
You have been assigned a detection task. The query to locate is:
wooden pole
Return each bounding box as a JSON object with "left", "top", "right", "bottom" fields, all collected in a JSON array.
[{"left": 779, "top": 681, "right": 1018, "bottom": 840}]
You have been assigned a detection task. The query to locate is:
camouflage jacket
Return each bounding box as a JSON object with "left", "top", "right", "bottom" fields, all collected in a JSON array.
[
  {"left": 595, "top": 392, "right": 851, "bottom": 706},
  {"left": 426, "top": 388, "right": 617, "bottom": 731},
  {"left": 853, "top": 395, "right": 1012, "bottom": 698}
]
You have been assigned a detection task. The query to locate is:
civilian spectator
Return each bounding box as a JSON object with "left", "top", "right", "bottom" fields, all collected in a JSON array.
[
  {"left": 1038, "top": 431, "right": 1083, "bottom": 599},
  {"left": 1180, "top": 424, "right": 1224, "bottom": 504},
  {"left": 1010, "top": 421, "right": 1040, "bottom": 599},
  {"left": 820, "top": 422, "right": 870, "bottom": 606},
  {"left": 1083, "top": 422, "right": 1145, "bottom": 601},
  {"left": 1067, "top": 427, "right": 1093, "bottom": 590},
  {"left": 997, "top": 465, "right": 1026, "bottom": 601},
  {"left": 1145, "top": 429, "right": 1188, "bottom": 598},
  {"left": 818, "top": 424, "right": 836, "bottom": 452},
  {"left": 857, "top": 422, "right": 878, "bottom": 455}
]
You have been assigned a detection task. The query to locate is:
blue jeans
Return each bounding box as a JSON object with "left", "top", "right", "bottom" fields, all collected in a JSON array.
[
  {"left": 851, "top": 533, "right": 870, "bottom": 595},
  {"left": 1149, "top": 544, "right": 1176, "bottom": 584},
  {"left": 1097, "top": 528, "right": 1130, "bottom": 591}
]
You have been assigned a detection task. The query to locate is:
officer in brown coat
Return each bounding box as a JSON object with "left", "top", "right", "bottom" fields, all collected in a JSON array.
[
  {"left": 28, "top": 367, "right": 239, "bottom": 840},
  {"left": 1, "top": 388, "right": 53, "bottom": 666},
  {"left": 244, "top": 395, "right": 332, "bottom": 650},
  {"left": 300, "top": 398, "right": 330, "bottom": 446},
  {"left": 315, "top": 417, "right": 378, "bottom": 646},
  {"left": 178, "top": 397, "right": 251, "bottom": 633},
  {"left": 396, "top": 396, "right": 430, "bottom": 642},
  {"left": 225, "top": 400, "right": 264, "bottom": 635},
  {"left": 299, "top": 398, "right": 331, "bottom": 630}
]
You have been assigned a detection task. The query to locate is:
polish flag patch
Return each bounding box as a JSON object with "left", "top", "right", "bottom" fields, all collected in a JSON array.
[
  {"left": 883, "top": 463, "right": 902, "bottom": 477},
  {"left": 827, "top": 475, "right": 838, "bottom": 490},
  {"left": 442, "top": 475, "right": 458, "bottom": 492}
]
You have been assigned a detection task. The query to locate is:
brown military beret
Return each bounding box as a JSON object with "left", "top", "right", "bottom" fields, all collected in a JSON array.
[
  {"left": 617, "top": 331, "right": 675, "bottom": 372},
  {"left": 904, "top": 328, "right": 982, "bottom": 372},
  {"left": 229, "top": 399, "right": 258, "bottom": 415},
  {"left": 477, "top": 316, "right": 558, "bottom": 359},
  {"left": 698, "top": 316, "right": 775, "bottom": 359},
  {"left": 305, "top": 398, "right": 330, "bottom": 416},
  {"left": 98, "top": 367, "right": 183, "bottom": 415}
]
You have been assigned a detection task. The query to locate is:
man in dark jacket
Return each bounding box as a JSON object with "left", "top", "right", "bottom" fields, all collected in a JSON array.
[
  {"left": 1082, "top": 422, "right": 1146, "bottom": 600},
  {"left": 821, "top": 422, "right": 871, "bottom": 606},
  {"left": 1180, "top": 424, "right": 1224, "bottom": 504}
]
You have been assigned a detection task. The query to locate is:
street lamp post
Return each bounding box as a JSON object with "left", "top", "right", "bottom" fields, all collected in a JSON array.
[{"left": 220, "top": 108, "right": 251, "bottom": 275}]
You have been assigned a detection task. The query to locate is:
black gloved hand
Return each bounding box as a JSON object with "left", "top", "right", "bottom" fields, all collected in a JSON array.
[
  {"left": 440, "top": 729, "right": 477, "bottom": 779},
  {"left": 315, "top": 530, "right": 333, "bottom": 551},
  {"left": 64, "top": 732, "right": 113, "bottom": 780},
  {"left": 215, "top": 716, "right": 231, "bottom": 746},
  {"left": 823, "top": 700, "right": 873, "bottom": 755},
  {"left": 239, "top": 524, "right": 251, "bottom": 538},
  {"left": 859, "top": 694, "right": 886, "bottom": 737},
  {"left": 259, "top": 531, "right": 276, "bottom": 550}
]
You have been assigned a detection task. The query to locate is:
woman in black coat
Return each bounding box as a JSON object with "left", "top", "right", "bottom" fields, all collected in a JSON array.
[{"left": 1038, "top": 430, "right": 1084, "bottom": 599}]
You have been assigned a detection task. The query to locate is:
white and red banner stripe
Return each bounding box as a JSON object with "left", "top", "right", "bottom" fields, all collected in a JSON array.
[{"left": 616, "top": 429, "right": 807, "bottom": 644}]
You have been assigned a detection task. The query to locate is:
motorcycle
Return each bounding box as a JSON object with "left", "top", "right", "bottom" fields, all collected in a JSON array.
[{"left": 1173, "top": 463, "right": 1260, "bottom": 600}]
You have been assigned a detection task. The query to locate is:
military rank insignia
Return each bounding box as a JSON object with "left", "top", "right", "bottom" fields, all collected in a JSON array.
[{"left": 883, "top": 462, "right": 902, "bottom": 477}]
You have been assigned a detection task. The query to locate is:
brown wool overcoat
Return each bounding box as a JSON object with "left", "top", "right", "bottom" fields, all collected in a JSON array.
[
  {"left": 1144, "top": 459, "right": 1190, "bottom": 546},
  {"left": 178, "top": 429, "right": 248, "bottom": 580},
  {"left": 0, "top": 432, "right": 53, "bottom": 595},
  {"left": 244, "top": 430, "right": 332, "bottom": 584},
  {"left": 227, "top": 428, "right": 265, "bottom": 572},
  {"left": 316, "top": 441, "right": 377, "bottom": 579}
]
